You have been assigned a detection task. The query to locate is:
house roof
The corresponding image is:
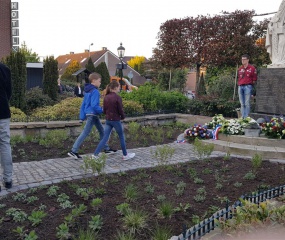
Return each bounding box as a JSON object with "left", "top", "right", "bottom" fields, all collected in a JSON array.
[
  {"left": 56, "top": 49, "right": 108, "bottom": 74},
  {"left": 72, "top": 68, "right": 91, "bottom": 76}
]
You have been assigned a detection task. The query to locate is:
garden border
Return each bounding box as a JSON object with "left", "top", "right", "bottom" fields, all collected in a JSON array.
[{"left": 172, "top": 185, "right": 285, "bottom": 240}]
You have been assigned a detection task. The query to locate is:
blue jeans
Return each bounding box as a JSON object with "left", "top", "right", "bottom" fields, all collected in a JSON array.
[
  {"left": 238, "top": 85, "right": 252, "bottom": 118},
  {"left": 72, "top": 115, "right": 109, "bottom": 153},
  {"left": 94, "top": 120, "right": 127, "bottom": 156},
  {"left": 0, "top": 118, "right": 13, "bottom": 182}
]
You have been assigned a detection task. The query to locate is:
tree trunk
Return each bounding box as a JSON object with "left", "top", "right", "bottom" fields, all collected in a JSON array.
[
  {"left": 195, "top": 63, "right": 201, "bottom": 97},
  {"left": 169, "top": 68, "right": 172, "bottom": 91}
]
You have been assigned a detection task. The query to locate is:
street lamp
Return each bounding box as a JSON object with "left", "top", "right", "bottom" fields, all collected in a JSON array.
[
  {"left": 117, "top": 43, "right": 125, "bottom": 90},
  {"left": 89, "top": 43, "right": 93, "bottom": 58}
]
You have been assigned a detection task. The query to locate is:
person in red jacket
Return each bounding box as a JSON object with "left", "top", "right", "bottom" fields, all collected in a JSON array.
[
  {"left": 93, "top": 80, "right": 135, "bottom": 160},
  {"left": 238, "top": 54, "right": 257, "bottom": 118}
]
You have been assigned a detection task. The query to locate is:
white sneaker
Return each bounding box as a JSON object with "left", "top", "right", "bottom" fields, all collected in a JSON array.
[{"left": 123, "top": 153, "right": 135, "bottom": 160}]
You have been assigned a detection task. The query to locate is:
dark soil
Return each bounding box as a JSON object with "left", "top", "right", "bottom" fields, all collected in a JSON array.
[
  {"left": 11, "top": 126, "right": 183, "bottom": 163},
  {"left": 2, "top": 126, "right": 285, "bottom": 239}
]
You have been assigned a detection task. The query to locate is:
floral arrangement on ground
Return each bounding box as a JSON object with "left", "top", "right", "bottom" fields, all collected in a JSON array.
[{"left": 184, "top": 114, "right": 285, "bottom": 140}]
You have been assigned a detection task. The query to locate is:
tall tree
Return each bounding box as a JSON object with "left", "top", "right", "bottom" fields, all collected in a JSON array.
[
  {"left": 61, "top": 60, "right": 81, "bottom": 80},
  {"left": 127, "top": 56, "right": 146, "bottom": 74},
  {"left": 19, "top": 41, "right": 40, "bottom": 63},
  {"left": 3, "top": 51, "right": 27, "bottom": 111},
  {"left": 85, "top": 57, "right": 96, "bottom": 72},
  {"left": 43, "top": 56, "right": 59, "bottom": 101},
  {"left": 152, "top": 10, "right": 270, "bottom": 96},
  {"left": 95, "top": 62, "right": 110, "bottom": 89}
]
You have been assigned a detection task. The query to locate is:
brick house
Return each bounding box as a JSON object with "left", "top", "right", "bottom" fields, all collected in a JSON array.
[
  {"left": 0, "top": 0, "right": 12, "bottom": 60},
  {"left": 56, "top": 47, "right": 146, "bottom": 86}
]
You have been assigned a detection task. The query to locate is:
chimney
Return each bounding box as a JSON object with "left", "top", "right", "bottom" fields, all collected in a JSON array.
[
  {"left": 102, "top": 47, "right": 107, "bottom": 50},
  {"left": 70, "top": 52, "right": 74, "bottom": 54}
]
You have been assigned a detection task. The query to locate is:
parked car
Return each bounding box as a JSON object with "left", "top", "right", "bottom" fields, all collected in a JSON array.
[{"left": 110, "top": 76, "right": 138, "bottom": 91}]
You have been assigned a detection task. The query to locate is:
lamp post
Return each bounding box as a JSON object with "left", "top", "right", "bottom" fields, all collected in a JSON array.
[
  {"left": 89, "top": 43, "right": 93, "bottom": 58},
  {"left": 117, "top": 43, "right": 125, "bottom": 90}
]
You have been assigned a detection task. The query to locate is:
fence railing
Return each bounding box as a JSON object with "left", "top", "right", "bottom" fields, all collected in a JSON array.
[{"left": 175, "top": 185, "right": 285, "bottom": 240}]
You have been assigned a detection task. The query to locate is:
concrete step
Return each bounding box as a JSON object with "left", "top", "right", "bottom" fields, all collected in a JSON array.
[
  {"left": 218, "top": 134, "right": 285, "bottom": 148},
  {"left": 201, "top": 136, "right": 285, "bottom": 160}
]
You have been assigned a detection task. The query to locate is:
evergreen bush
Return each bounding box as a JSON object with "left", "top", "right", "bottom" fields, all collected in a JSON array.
[{"left": 25, "top": 87, "right": 55, "bottom": 114}]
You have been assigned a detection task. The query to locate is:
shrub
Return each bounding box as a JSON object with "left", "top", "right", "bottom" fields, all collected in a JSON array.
[
  {"left": 25, "top": 87, "right": 55, "bottom": 114},
  {"left": 10, "top": 107, "right": 27, "bottom": 122},
  {"left": 123, "top": 100, "right": 144, "bottom": 116},
  {"left": 30, "top": 97, "right": 82, "bottom": 120},
  {"left": 187, "top": 97, "right": 240, "bottom": 117},
  {"left": 120, "top": 83, "right": 188, "bottom": 112}
]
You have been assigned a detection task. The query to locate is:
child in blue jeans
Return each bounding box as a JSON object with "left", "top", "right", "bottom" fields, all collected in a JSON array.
[
  {"left": 68, "top": 73, "right": 116, "bottom": 159},
  {"left": 93, "top": 80, "right": 135, "bottom": 160}
]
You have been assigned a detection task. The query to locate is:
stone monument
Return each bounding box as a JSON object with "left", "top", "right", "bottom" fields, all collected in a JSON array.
[{"left": 253, "top": 0, "right": 285, "bottom": 118}]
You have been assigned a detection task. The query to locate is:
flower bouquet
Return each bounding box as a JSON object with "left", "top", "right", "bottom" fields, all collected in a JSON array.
[
  {"left": 220, "top": 117, "right": 252, "bottom": 135},
  {"left": 184, "top": 124, "right": 212, "bottom": 141},
  {"left": 205, "top": 114, "right": 225, "bottom": 129},
  {"left": 260, "top": 117, "right": 285, "bottom": 139}
]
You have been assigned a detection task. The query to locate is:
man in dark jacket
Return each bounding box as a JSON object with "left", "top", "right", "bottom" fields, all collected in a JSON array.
[
  {"left": 74, "top": 82, "right": 83, "bottom": 97},
  {"left": 0, "top": 63, "right": 13, "bottom": 191}
]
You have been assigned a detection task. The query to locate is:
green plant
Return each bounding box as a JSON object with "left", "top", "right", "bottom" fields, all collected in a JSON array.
[
  {"left": 193, "top": 138, "right": 214, "bottom": 160},
  {"left": 75, "top": 228, "right": 98, "bottom": 240},
  {"left": 144, "top": 182, "right": 155, "bottom": 194},
  {"left": 243, "top": 170, "right": 256, "bottom": 180},
  {"left": 76, "top": 187, "right": 94, "bottom": 200},
  {"left": 39, "top": 129, "right": 68, "bottom": 147},
  {"left": 6, "top": 208, "right": 27, "bottom": 222},
  {"left": 151, "top": 225, "right": 172, "bottom": 240},
  {"left": 0, "top": 203, "right": 6, "bottom": 209},
  {"left": 202, "top": 168, "right": 213, "bottom": 174},
  {"left": 57, "top": 193, "right": 74, "bottom": 209},
  {"left": 81, "top": 154, "right": 106, "bottom": 176},
  {"left": 150, "top": 128, "right": 164, "bottom": 143},
  {"left": 194, "top": 177, "right": 204, "bottom": 184},
  {"left": 164, "top": 179, "right": 174, "bottom": 185},
  {"left": 215, "top": 183, "right": 223, "bottom": 190},
  {"left": 157, "top": 202, "right": 174, "bottom": 219},
  {"left": 151, "top": 144, "right": 175, "bottom": 165},
  {"left": 90, "top": 198, "right": 103, "bottom": 210},
  {"left": 24, "top": 230, "right": 38, "bottom": 240},
  {"left": 13, "top": 226, "right": 26, "bottom": 239},
  {"left": 124, "top": 184, "right": 139, "bottom": 202},
  {"left": 223, "top": 151, "right": 231, "bottom": 160},
  {"left": 12, "top": 193, "right": 27, "bottom": 202},
  {"left": 56, "top": 223, "right": 71, "bottom": 240},
  {"left": 187, "top": 167, "right": 198, "bottom": 178},
  {"left": 174, "top": 203, "right": 191, "bottom": 213},
  {"left": 89, "top": 215, "right": 103, "bottom": 231},
  {"left": 252, "top": 153, "right": 263, "bottom": 174},
  {"left": 157, "top": 195, "right": 166, "bottom": 202},
  {"left": 28, "top": 210, "right": 47, "bottom": 226},
  {"left": 115, "top": 231, "right": 136, "bottom": 240},
  {"left": 116, "top": 203, "right": 131, "bottom": 216},
  {"left": 47, "top": 185, "right": 60, "bottom": 197},
  {"left": 128, "top": 121, "right": 140, "bottom": 141},
  {"left": 175, "top": 181, "right": 186, "bottom": 196},
  {"left": 192, "top": 214, "right": 201, "bottom": 224},
  {"left": 233, "top": 182, "right": 243, "bottom": 188},
  {"left": 94, "top": 187, "right": 106, "bottom": 195},
  {"left": 26, "top": 196, "right": 39, "bottom": 204},
  {"left": 122, "top": 209, "right": 148, "bottom": 234},
  {"left": 193, "top": 187, "right": 207, "bottom": 203}
]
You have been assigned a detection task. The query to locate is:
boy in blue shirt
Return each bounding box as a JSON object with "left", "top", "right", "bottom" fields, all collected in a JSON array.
[{"left": 68, "top": 72, "right": 116, "bottom": 159}]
